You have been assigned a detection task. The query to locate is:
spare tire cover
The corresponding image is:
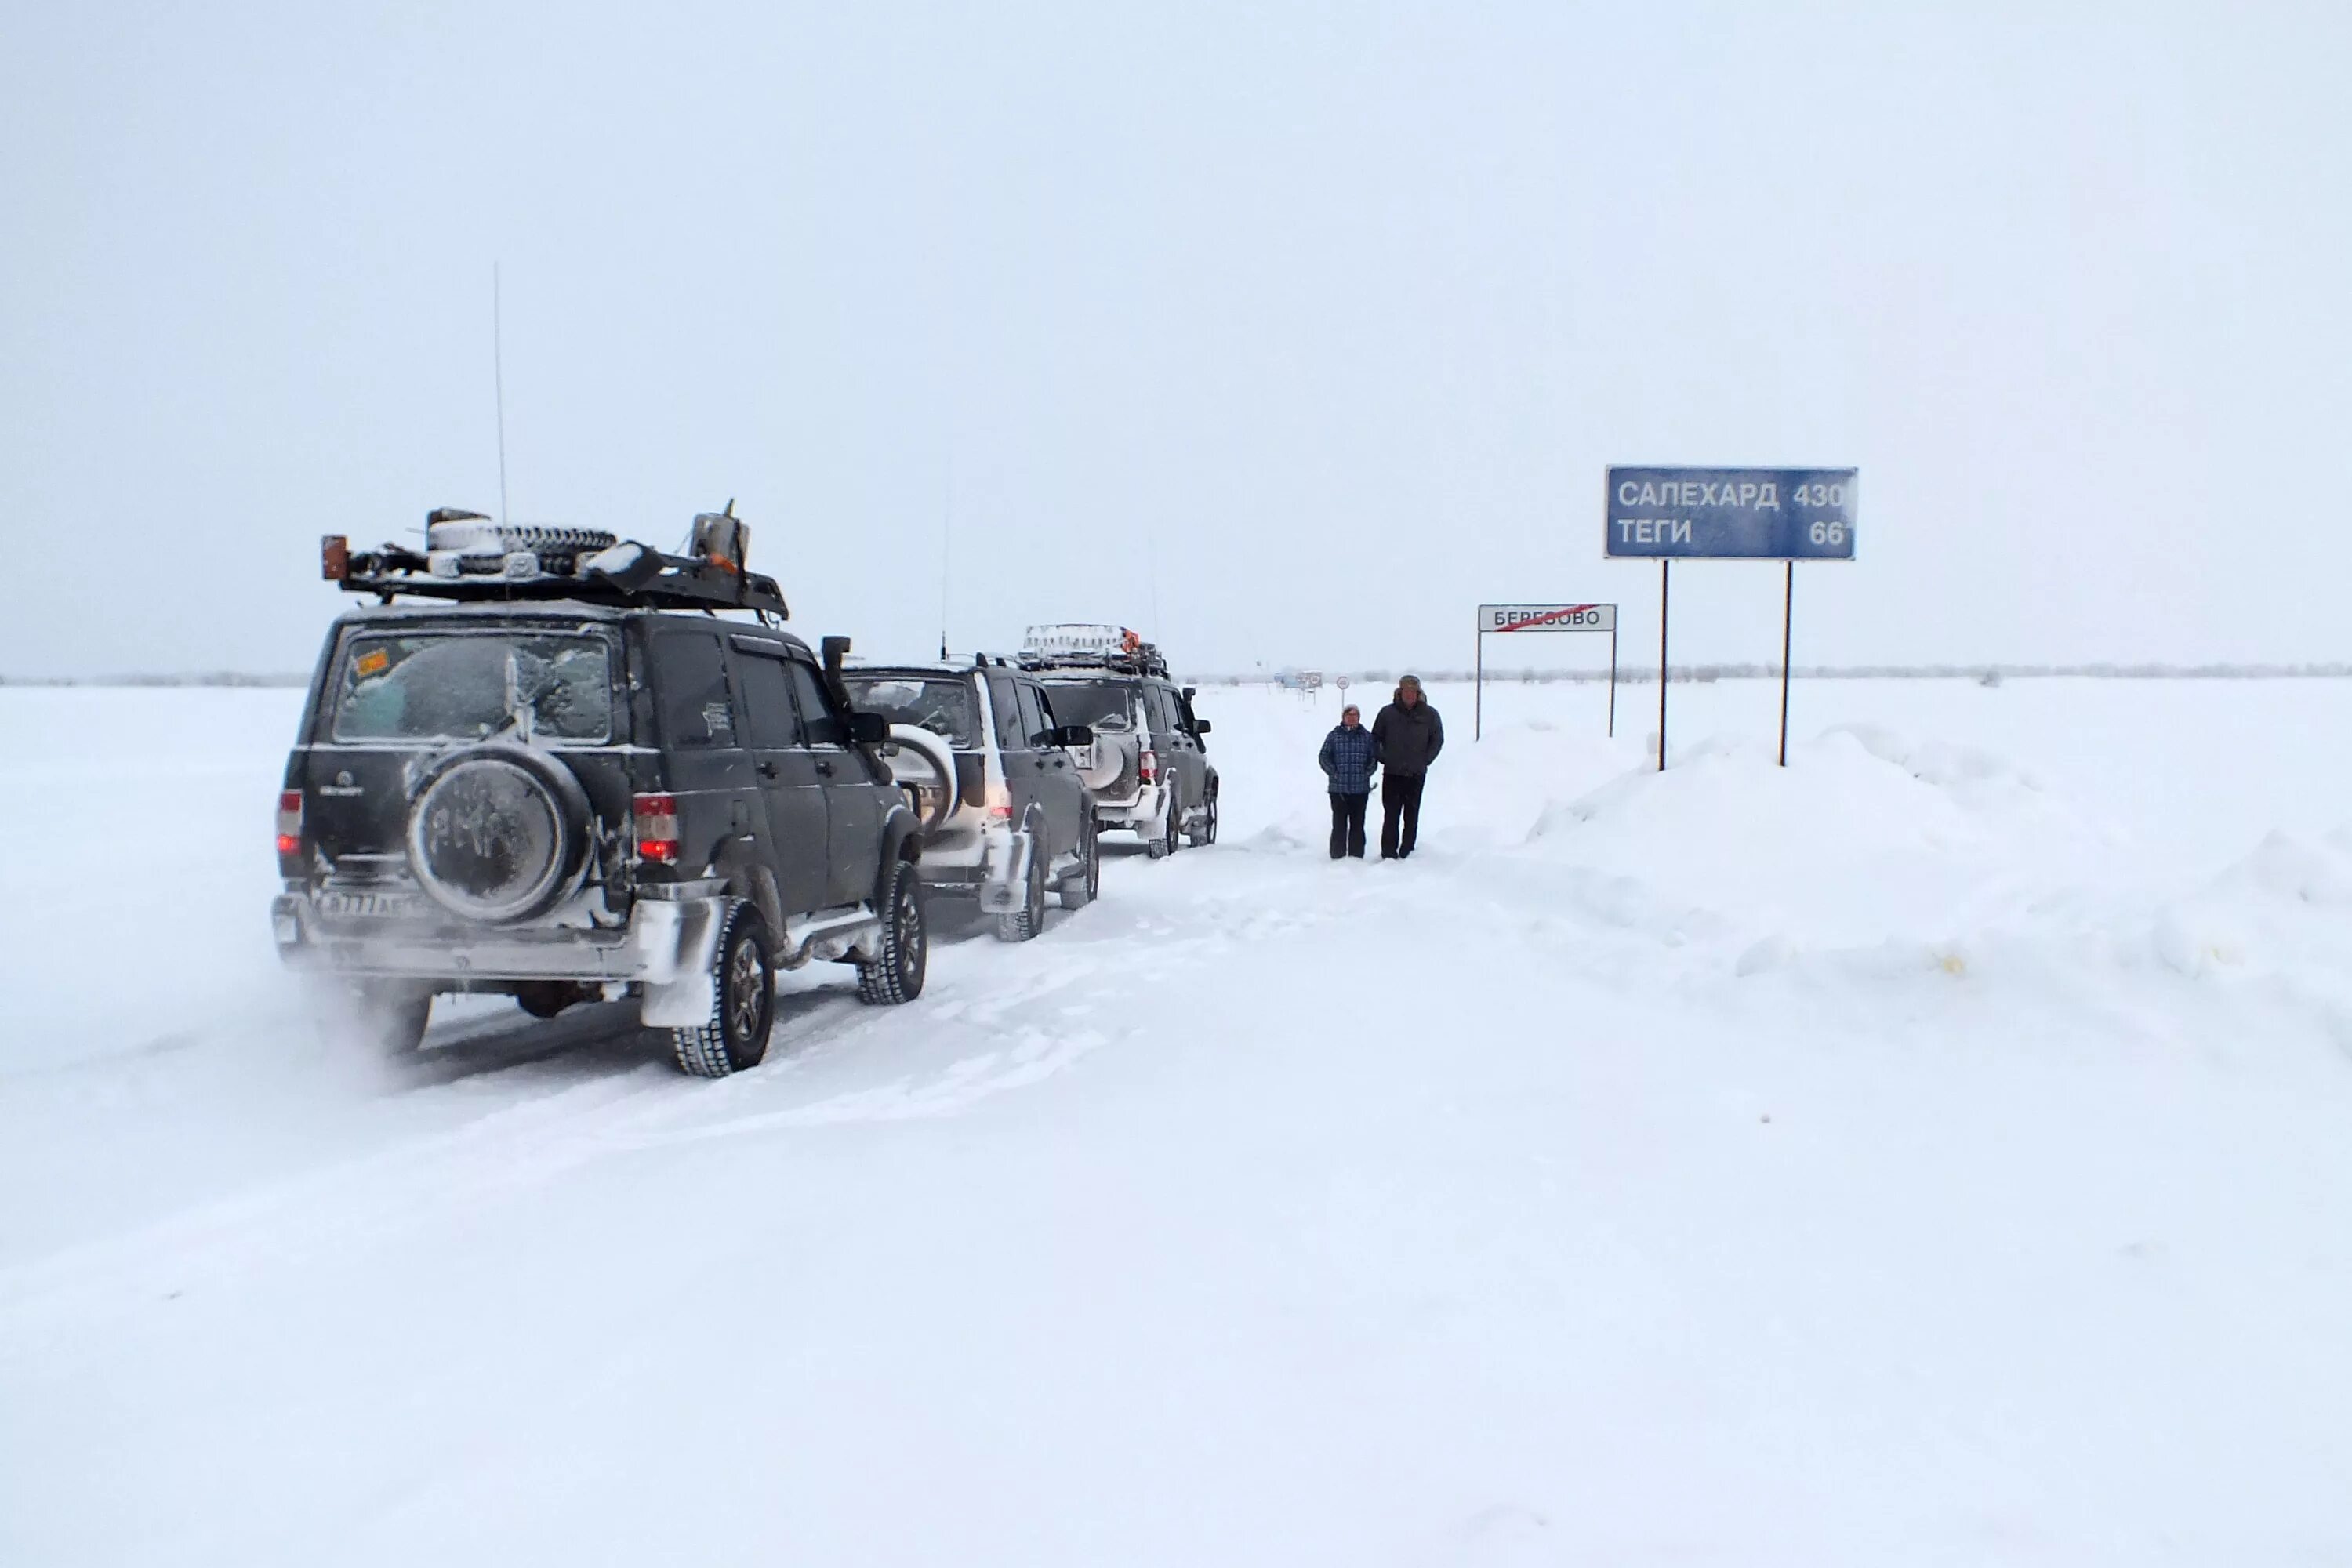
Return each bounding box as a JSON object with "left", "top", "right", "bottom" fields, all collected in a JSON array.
[
  {"left": 406, "top": 744, "right": 592, "bottom": 924},
  {"left": 1077, "top": 730, "right": 1138, "bottom": 794},
  {"left": 881, "top": 724, "right": 960, "bottom": 832}
]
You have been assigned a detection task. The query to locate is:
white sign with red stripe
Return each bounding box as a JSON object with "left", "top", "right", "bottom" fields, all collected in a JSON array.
[{"left": 1479, "top": 603, "right": 1616, "bottom": 633}]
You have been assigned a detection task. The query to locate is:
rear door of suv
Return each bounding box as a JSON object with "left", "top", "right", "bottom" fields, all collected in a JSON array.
[
  {"left": 1144, "top": 681, "right": 1203, "bottom": 821},
  {"left": 784, "top": 657, "right": 884, "bottom": 908},
  {"left": 646, "top": 625, "right": 765, "bottom": 880},
  {"left": 986, "top": 672, "right": 1049, "bottom": 851},
  {"left": 1011, "top": 676, "right": 1084, "bottom": 862},
  {"left": 729, "top": 636, "right": 829, "bottom": 916}
]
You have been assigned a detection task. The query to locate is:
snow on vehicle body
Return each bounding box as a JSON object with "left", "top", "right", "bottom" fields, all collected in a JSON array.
[
  {"left": 1019, "top": 626, "right": 1218, "bottom": 858},
  {"left": 272, "top": 508, "right": 928, "bottom": 1075},
  {"left": 841, "top": 659, "right": 1099, "bottom": 939}
]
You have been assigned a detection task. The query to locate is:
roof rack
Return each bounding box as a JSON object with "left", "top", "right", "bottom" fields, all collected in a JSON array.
[
  {"left": 1015, "top": 622, "right": 1170, "bottom": 678},
  {"left": 321, "top": 506, "right": 789, "bottom": 619}
]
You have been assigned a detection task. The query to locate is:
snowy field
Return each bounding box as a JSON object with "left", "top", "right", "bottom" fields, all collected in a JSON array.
[{"left": 5, "top": 677, "right": 2352, "bottom": 1564}]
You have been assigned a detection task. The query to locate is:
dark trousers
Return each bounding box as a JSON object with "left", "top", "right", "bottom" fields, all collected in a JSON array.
[
  {"left": 1380, "top": 772, "right": 1427, "bottom": 858},
  {"left": 1328, "top": 792, "right": 1368, "bottom": 858}
]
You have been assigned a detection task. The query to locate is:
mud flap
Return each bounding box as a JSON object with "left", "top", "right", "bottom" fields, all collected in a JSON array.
[
  {"left": 637, "top": 896, "right": 728, "bottom": 1029},
  {"left": 978, "top": 829, "right": 1035, "bottom": 915}
]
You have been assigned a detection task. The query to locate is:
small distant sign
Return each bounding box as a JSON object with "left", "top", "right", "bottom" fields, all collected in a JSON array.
[
  {"left": 1479, "top": 603, "right": 1616, "bottom": 633},
  {"left": 1606, "top": 467, "right": 1857, "bottom": 560}
]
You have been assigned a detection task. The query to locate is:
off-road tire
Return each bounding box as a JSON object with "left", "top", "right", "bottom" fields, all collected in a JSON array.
[
  {"left": 669, "top": 901, "right": 775, "bottom": 1077},
  {"left": 996, "top": 833, "right": 1049, "bottom": 942},
  {"left": 514, "top": 981, "right": 574, "bottom": 1020},
  {"left": 1189, "top": 786, "right": 1219, "bottom": 848},
  {"left": 354, "top": 981, "right": 433, "bottom": 1057},
  {"left": 858, "top": 858, "right": 928, "bottom": 1004},
  {"left": 1058, "top": 815, "right": 1099, "bottom": 910}
]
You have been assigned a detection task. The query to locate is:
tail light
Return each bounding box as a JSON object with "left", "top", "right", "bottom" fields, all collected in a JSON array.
[
  {"left": 633, "top": 793, "right": 680, "bottom": 862},
  {"left": 275, "top": 790, "right": 303, "bottom": 856},
  {"left": 1139, "top": 749, "right": 1159, "bottom": 785},
  {"left": 982, "top": 782, "right": 1014, "bottom": 823}
]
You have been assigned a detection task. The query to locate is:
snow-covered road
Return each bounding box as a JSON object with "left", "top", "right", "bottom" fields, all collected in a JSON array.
[{"left": 6, "top": 678, "right": 2352, "bottom": 1564}]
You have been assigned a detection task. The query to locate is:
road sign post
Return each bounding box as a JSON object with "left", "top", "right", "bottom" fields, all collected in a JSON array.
[
  {"left": 1605, "top": 466, "right": 1857, "bottom": 771},
  {"left": 1472, "top": 603, "right": 1618, "bottom": 741}
]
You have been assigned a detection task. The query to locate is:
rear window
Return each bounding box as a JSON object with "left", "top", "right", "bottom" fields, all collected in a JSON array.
[
  {"left": 651, "top": 631, "right": 735, "bottom": 749},
  {"left": 843, "top": 675, "right": 979, "bottom": 748},
  {"left": 331, "top": 631, "right": 612, "bottom": 743},
  {"left": 1039, "top": 680, "right": 1135, "bottom": 732},
  {"left": 1143, "top": 683, "right": 1180, "bottom": 736}
]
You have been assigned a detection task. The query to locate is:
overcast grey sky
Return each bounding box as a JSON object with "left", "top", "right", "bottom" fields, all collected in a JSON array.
[{"left": 5, "top": 2, "right": 2348, "bottom": 679}]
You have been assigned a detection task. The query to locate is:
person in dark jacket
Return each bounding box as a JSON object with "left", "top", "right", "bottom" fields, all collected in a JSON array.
[
  {"left": 1317, "top": 704, "right": 1378, "bottom": 858},
  {"left": 1370, "top": 674, "right": 1443, "bottom": 859}
]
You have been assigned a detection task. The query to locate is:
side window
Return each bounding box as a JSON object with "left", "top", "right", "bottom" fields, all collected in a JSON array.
[
  {"left": 1144, "top": 683, "right": 1177, "bottom": 738},
  {"left": 652, "top": 632, "right": 735, "bottom": 749},
  {"left": 735, "top": 651, "right": 799, "bottom": 750},
  {"left": 1014, "top": 681, "right": 1050, "bottom": 746},
  {"left": 989, "top": 675, "right": 1025, "bottom": 750},
  {"left": 785, "top": 660, "right": 844, "bottom": 746}
]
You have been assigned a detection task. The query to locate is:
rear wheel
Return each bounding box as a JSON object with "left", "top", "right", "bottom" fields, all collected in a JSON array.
[
  {"left": 669, "top": 902, "right": 775, "bottom": 1077},
  {"left": 351, "top": 982, "right": 432, "bottom": 1057},
  {"left": 1145, "top": 796, "right": 1181, "bottom": 859},
  {"left": 514, "top": 981, "right": 585, "bottom": 1019},
  {"left": 996, "top": 833, "right": 1049, "bottom": 941},
  {"left": 858, "top": 858, "right": 928, "bottom": 1004},
  {"left": 1058, "top": 815, "right": 1099, "bottom": 910},
  {"left": 1189, "top": 786, "right": 1219, "bottom": 848}
]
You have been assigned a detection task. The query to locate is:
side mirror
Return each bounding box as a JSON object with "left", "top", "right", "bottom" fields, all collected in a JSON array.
[
  {"left": 847, "top": 710, "right": 887, "bottom": 745},
  {"left": 1052, "top": 724, "right": 1094, "bottom": 746},
  {"left": 1191, "top": 720, "right": 1212, "bottom": 735},
  {"left": 1182, "top": 685, "right": 1196, "bottom": 700}
]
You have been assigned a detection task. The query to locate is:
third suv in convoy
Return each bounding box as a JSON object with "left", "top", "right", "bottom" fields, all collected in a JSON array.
[
  {"left": 1020, "top": 626, "right": 1218, "bottom": 858},
  {"left": 272, "top": 508, "right": 927, "bottom": 1077},
  {"left": 840, "top": 658, "right": 1098, "bottom": 940}
]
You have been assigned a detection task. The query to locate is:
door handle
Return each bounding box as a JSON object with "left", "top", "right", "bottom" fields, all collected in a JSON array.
[
  {"left": 815, "top": 759, "right": 834, "bottom": 776},
  {"left": 757, "top": 760, "right": 779, "bottom": 779},
  {"left": 1034, "top": 757, "right": 1048, "bottom": 770}
]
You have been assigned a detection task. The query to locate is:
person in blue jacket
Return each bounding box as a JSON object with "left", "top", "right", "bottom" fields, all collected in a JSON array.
[{"left": 1318, "top": 704, "right": 1378, "bottom": 859}]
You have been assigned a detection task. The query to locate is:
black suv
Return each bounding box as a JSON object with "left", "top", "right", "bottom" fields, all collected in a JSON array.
[
  {"left": 1022, "top": 626, "right": 1218, "bottom": 858},
  {"left": 842, "top": 658, "right": 1098, "bottom": 939},
  {"left": 272, "top": 510, "right": 927, "bottom": 1076}
]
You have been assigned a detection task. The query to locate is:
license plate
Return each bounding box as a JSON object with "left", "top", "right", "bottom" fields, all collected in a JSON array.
[{"left": 315, "top": 889, "right": 427, "bottom": 920}]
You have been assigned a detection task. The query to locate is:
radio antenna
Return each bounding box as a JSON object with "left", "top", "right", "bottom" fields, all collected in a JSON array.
[
  {"left": 493, "top": 262, "right": 511, "bottom": 524},
  {"left": 938, "top": 450, "right": 955, "bottom": 660},
  {"left": 938, "top": 499, "right": 952, "bottom": 660}
]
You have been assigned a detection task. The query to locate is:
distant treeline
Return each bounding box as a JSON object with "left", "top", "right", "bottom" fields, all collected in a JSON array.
[
  {"left": 1206, "top": 662, "right": 2352, "bottom": 687},
  {"left": 0, "top": 672, "right": 309, "bottom": 688}
]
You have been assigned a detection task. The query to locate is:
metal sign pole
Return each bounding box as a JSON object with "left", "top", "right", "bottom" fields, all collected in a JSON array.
[
  {"left": 1657, "top": 561, "right": 1670, "bottom": 771},
  {"left": 1777, "top": 561, "right": 1794, "bottom": 768},
  {"left": 1475, "top": 627, "right": 1484, "bottom": 741},
  {"left": 1607, "top": 623, "right": 1617, "bottom": 738}
]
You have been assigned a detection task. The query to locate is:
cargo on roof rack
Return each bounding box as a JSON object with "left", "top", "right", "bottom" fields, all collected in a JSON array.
[
  {"left": 1016, "top": 622, "right": 1169, "bottom": 677},
  {"left": 318, "top": 506, "right": 789, "bottom": 619}
]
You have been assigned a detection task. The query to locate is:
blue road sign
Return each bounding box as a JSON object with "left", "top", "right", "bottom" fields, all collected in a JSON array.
[{"left": 1606, "top": 466, "right": 1857, "bottom": 560}]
